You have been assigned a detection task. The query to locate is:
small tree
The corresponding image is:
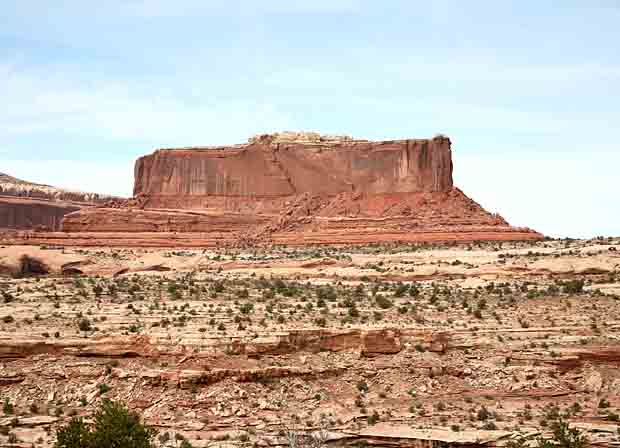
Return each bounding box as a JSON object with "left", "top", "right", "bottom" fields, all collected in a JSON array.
[
  {"left": 55, "top": 400, "right": 159, "bottom": 448},
  {"left": 537, "top": 420, "right": 587, "bottom": 448},
  {"left": 56, "top": 418, "right": 91, "bottom": 448},
  {"left": 89, "top": 400, "right": 155, "bottom": 448}
]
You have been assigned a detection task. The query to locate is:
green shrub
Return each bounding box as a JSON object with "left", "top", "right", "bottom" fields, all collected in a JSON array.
[
  {"left": 394, "top": 284, "right": 408, "bottom": 297},
  {"left": 55, "top": 400, "right": 170, "bottom": 448},
  {"left": 536, "top": 419, "right": 586, "bottom": 448},
  {"left": 375, "top": 295, "right": 393, "bottom": 309},
  {"left": 367, "top": 411, "right": 380, "bottom": 425},
  {"left": 3, "top": 399, "right": 13, "bottom": 415},
  {"left": 78, "top": 318, "right": 92, "bottom": 332},
  {"left": 562, "top": 279, "right": 584, "bottom": 294}
]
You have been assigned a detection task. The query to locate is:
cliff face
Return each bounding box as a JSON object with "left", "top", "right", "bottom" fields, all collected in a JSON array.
[
  {"left": 59, "top": 133, "right": 542, "bottom": 245},
  {"left": 0, "top": 173, "right": 118, "bottom": 231},
  {"left": 133, "top": 135, "right": 453, "bottom": 208},
  {"left": 0, "top": 197, "right": 80, "bottom": 231}
]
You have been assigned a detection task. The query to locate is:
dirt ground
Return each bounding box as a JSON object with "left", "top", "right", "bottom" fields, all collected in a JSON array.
[{"left": 0, "top": 237, "right": 618, "bottom": 447}]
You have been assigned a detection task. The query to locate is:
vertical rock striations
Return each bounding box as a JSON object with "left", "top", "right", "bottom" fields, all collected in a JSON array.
[
  {"left": 131, "top": 135, "right": 453, "bottom": 208},
  {"left": 57, "top": 132, "right": 542, "bottom": 245}
]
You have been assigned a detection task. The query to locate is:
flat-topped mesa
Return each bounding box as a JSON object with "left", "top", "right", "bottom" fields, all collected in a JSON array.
[
  {"left": 59, "top": 133, "right": 543, "bottom": 244},
  {"left": 133, "top": 134, "right": 453, "bottom": 207}
]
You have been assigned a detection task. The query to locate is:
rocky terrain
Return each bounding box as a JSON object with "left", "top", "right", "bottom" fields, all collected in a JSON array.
[
  {"left": 0, "top": 173, "right": 117, "bottom": 231},
  {"left": 2, "top": 132, "right": 541, "bottom": 247},
  {"left": 0, "top": 237, "right": 618, "bottom": 447}
]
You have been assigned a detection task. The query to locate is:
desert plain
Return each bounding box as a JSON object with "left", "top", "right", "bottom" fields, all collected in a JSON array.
[{"left": 0, "top": 238, "right": 618, "bottom": 447}]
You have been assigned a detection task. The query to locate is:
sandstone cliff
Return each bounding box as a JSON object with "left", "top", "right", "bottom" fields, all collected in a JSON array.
[
  {"left": 0, "top": 173, "right": 117, "bottom": 231},
  {"left": 58, "top": 132, "right": 542, "bottom": 245},
  {"left": 133, "top": 134, "right": 453, "bottom": 209},
  {"left": 0, "top": 197, "right": 80, "bottom": 232}
]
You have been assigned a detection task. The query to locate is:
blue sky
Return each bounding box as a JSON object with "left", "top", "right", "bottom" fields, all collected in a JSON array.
[{"left": 1, "top": 1, "right": 618, "bottom": 237}]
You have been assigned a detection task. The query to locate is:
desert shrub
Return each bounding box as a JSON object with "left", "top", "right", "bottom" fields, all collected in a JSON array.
[
  {"left": 236, "top": 288, "right": 249, "bottom": 299},
  {"left": 375, "top": 295, "right": 393, "bottom": 309},
  {"left": 3, "top": 399, "right": 13, "bottom": 414},
  {"left": 78, "top": 318, "right": 92, "bottom": 332},
  {"left": 55, "top": 399, "right": 172, "bottom": 448},
  {"left": 2, "top": 291, "right": 14, "bottom": 303},
  {"left": 316, "top": 285, "right": 337, "bottom": 301},
  {"left": 55, "top": 418, "right": 92, "bottom": 448},
  {"left": 506, "top": 437, "right": 529, "bottom": 448},
  {"left": 239, "top": 303, "right": 254, "bottom": 314},
  {"left": 211, "top": 281, "right": 225, "bottom": 294},
  {"left": 598, "top": 398, "right": 610, "bottom": 409},
  {"left": 537, "top": 419, "right": 586, "bottom": 448},
  {"left": 562, "top": 279, "right": 584, "bottom": 294},
  {"left": 394, "top": 283, "right": 408, "bottom": 297},
  {"left": 477, "top": 406, "right": 491, "bottom": 421},
  {"left": 17, "top": 254, "right": 50, "bottom": 277},
  {"left": 367, "top": 411, "right": 380, "bottom": 425}
]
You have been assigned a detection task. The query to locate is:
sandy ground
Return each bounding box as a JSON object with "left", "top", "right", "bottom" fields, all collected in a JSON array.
[{"left": 0, "top": 238, "right": 618, "bottom": 447}]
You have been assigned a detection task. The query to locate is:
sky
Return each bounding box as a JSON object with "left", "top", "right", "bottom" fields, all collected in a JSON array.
[{"left": 1, "top": 0, "right": 618, "bottom": 238}]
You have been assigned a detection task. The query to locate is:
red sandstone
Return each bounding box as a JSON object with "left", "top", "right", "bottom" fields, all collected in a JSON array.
[
  {"left": 0, "top": 173, "right": 116, "bottom": 231},
  {"left": 4, "top": 133, "right": 543, "bottom": 246}
]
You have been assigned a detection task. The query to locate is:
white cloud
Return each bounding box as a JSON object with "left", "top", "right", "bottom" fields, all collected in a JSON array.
[
  {"left": 2, "top": 62, "right": 618, "bottom": 238},
  {"left": 0, "top": 64, "right": 292, "bottom": 146}
]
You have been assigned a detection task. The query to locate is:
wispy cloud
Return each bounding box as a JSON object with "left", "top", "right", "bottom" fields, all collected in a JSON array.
[
  {"left": 1, "top": 1, "right": 619, "bottom": 237},
  {"left": 0, "top": 63, "right": 292, "bottom": 146}
]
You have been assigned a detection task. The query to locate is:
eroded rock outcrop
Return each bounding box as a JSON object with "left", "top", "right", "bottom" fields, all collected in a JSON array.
[
  {"left": 58, "top": 133, "right": 542, "bottom": 245},
  {"left": 0, "top": 196, "right": 80, "bottom": 231},
  {"left": 0, "top": 173, "right": 117, "bottom": 231},
  {"left": 132, "top": 134, "right": 453, "bottom": 208}
]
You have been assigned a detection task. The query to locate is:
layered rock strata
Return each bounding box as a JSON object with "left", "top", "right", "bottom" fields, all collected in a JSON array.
[
  {"left": 0, "top": 173, "right": 116, "bottom": 231},
  {"left": 58, "top": 133, "right": 541, "bottom": 245}
]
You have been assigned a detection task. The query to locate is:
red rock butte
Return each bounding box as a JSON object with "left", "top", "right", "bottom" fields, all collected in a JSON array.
[
  {"left": 10, "top": 132, "right": 542, "bottom": 247},
  {"left": 0, "top": 172, "right": 113, "bottom": 232}
]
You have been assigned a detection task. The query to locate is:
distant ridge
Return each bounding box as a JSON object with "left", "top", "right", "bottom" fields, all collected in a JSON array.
[
  {"left": 0, "top": 172, "right": 119, "bottom": 204},
  {"left": 0, "top": 172, "right": 122, "bottom": 231}
]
